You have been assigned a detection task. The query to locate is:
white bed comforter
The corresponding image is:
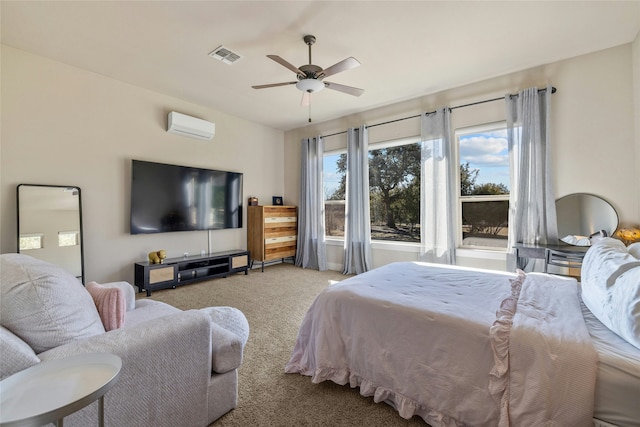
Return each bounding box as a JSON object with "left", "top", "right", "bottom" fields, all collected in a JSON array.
[{"left": 285, "top": 262, "right": 597, "bottom": 426}]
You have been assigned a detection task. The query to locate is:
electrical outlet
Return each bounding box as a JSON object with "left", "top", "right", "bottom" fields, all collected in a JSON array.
[
  {"left": 183, "top": 252, "right": 189, "bottom": 258},
  {"left": 201, "top": 250, "right": 206, "bottom": 256}
]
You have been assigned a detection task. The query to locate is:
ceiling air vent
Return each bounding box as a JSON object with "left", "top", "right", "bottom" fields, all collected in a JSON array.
[{"left": 208, "top": 45, "right": 243, "bottom": 65}]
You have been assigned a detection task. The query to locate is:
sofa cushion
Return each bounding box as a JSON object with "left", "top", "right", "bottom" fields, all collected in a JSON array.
[
  {"left": 124, "top": 299, "right": 181, "bottom": 328},
  {"left": 0, "top": 326, "right": 40, "bottom": 380},
  {"left": 86, "top": 282, "right": 126, "bottom": 331},
  {"left": 200, "top": 306, "right": 249, "bottom": 373},
  {"left": 0, "top": 254, "right": 104, "bottom": 353}
]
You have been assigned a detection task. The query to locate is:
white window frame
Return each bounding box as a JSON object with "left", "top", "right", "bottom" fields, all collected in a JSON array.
[{"left": 455, "top": 121, "right": 510, "bottom": 253}]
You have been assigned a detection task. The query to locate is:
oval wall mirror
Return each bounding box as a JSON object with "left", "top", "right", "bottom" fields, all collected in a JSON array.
[
  {"left": 556, "top": 193, "right": 618, "bottom": 243},
  {"left": 17, "top": 184, "right": 84, "bottom": 283}
]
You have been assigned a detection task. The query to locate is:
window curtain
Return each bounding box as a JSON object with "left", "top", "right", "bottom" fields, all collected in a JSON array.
[
  {"left": 506, "top": 86, "right": 558, "bottom": 271},
  {"left": 295, "top": 136, "right": 327, "bottom": 271},
  {"left": 343, "top": 126, "right": 372, "bottom": 275},
  {"left": 420, "top": 108, "right": 456, "bottom": 264}
]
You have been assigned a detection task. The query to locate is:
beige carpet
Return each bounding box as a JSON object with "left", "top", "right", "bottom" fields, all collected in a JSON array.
[{"left": 142, "top": 263, "right": 426, "bottom": 426}]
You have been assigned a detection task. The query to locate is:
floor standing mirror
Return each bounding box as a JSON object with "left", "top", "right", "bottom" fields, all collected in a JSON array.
[{"left": 17, "top": 184, "right": 85, "bottom": 283}]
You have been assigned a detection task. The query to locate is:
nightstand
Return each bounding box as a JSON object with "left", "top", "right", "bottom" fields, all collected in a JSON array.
[{"left": 514, "top": 243, "right": 589, "bottom": 279}]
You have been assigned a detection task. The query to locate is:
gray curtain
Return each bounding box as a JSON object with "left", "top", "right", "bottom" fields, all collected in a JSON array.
[
  {"left": 343, "top": 126, "right": 372, "bottom": 274},
  {"left": 506, "top": 86, "right": 558, "bottom": 271},
  {"left": 420, "top": 108, "right": 456, "bottom": 264},
  {"left": 295, "top": 136, "right": 327, "bottom": 270}
]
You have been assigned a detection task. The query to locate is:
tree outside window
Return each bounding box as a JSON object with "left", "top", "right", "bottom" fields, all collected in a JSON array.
[{"left": 324, "top": 142, "right": 421, "bottom": 243}]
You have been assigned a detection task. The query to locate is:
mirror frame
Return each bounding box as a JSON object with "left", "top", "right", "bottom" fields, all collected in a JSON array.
[
  {"left": 556, "top": 192, "right": 618, "bottom": 241},
  {"left": 17, "top": 184, "right": 85, "bottom": 283}
]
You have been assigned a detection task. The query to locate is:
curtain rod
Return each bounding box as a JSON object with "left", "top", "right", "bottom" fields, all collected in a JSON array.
[{"left": 321, "top": 86, "right": 556, "bottom": 138}]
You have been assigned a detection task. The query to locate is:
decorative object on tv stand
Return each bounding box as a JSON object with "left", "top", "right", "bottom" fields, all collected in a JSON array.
[
  {"left": 148, "top": 250, "right": 167, "bottom": 264},
  {"left": 166, "top": 111, "right": 215, "bottom": 140},
  {"left": 248, "top": 197, "right": 258, "bottom": 206},
  {"left": 272, "top": 196, "right": 283, "bottom": 206}
]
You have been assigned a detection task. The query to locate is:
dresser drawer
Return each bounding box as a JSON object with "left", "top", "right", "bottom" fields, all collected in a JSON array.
[
  {"left": 264, "top": 216, "right": 297, "bottom": 224},
  {"left": 265, "top": 235, "right": 297, "bottom": 244}
]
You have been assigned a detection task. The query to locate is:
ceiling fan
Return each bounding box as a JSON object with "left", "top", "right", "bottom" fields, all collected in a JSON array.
[{"left": 252, "top": 35, "right": 364, "bottom": 110}]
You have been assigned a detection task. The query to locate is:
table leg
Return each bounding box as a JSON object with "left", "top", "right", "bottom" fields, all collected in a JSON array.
[
  {"left": 99, "top": 395, "right": 104, "bottom": 427},
  {"left": 56, "top": 418, "right": 63, "bottom": 427}
]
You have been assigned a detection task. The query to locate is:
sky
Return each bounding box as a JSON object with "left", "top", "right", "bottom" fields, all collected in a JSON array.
[
  {"left": 323, "top": 128, "right": 510, "bottom": 198},
  {"left": 323, "top": 153, "right": 343, "bottom": 198},
  {"left": 458, "top": 129, "right": 510, "bottom": 190}
]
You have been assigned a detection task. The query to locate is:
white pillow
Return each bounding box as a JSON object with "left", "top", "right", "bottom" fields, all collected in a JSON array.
[
  {"left": 0, "top": 254, "right": 105, "bottom": 353},
  {"left": 628, "top": 242, "right": 640, "bottom": 260},
  {"left": 581, "top": 238, "right": 640, "bottom": 287},
  {"left": 586, "top": 266, "right": 640, "bottom": 350},
  {"left": 582, "top": 238, "right": 640, "bottom": 350}
]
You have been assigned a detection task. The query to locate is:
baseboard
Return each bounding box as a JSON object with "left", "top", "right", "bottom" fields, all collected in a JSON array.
[
  {"left": 326, "top": 262, "right": 343, "bottom": 272},
  {"left": 593, "top": 418, "right": 619, "bottom": 427}
]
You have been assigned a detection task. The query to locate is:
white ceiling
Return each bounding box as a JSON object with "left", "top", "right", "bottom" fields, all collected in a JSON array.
[{"left": 2, "top": 1, "right": 639, "bottom": 131}]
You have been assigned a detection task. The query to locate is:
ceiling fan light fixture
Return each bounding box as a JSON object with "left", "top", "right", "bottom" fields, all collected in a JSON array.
[{"left": 296, "top": 78, "right": 324, "bottom": 93}]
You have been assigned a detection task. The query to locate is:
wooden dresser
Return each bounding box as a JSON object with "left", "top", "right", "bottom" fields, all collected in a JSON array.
[{"left": 247, "top": 205, "right": 297, "bottom": 271}]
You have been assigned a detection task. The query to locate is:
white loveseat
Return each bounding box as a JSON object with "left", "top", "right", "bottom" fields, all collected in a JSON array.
[{"left": 0, "top": 253, "right": 249, "bottom": 426}]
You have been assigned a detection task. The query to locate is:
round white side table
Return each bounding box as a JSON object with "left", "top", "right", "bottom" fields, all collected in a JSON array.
[{"left": 0, "top": 353, "right": 122, "bottom": 427}]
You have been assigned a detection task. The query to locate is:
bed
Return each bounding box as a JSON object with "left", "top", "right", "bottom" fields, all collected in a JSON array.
[{"left": 285, "top": 238, "right": 640, "bottom": 427}]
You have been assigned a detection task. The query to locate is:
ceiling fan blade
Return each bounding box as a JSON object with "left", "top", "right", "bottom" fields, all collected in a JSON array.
[
  {"left": 319, "top": 57, "right": 360, "bottom": 78},
  {"left": 252, "top": 82, "right": 297, "bottom": 89},
  {"left": 267, "top": 55, "right": 304, "bottom": 77},
  {"left": 324, "top": 81, "right": 365, "bottom": 97},
  {"left": 301, "top": 92, "right": 311, "bottom": 107}
]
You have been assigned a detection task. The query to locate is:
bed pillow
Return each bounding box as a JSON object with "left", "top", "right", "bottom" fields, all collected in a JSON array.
[
  {"left": 0, "top": 254, "right": 105, "bottom": 353},
  {"left": 581, "top": 238, "right": 640, "bottom": 287},
  {"left": 628, "top": 242, "right": 640, "bottom": 260},
  {"left": 584, "top": 266, "right": 640, "bottom": 350},
  {"left": 582, "top": 239, "right": 640, "bottom": 350},
  {"left": 86, "top": 282, "right": 126, "bottom": 331}
]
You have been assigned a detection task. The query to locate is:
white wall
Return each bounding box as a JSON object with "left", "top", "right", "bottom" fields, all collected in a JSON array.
[
  {"left": 634, "top": 31, "right": 640, "bottom": 221},
  {"left": 1, "top": 46, "right": 285, "bottom": 283},
  {"left": 284, "top": 43, "right": 639, "bottom": 272}
]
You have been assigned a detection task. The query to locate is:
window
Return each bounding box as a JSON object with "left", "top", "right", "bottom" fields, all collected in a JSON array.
[
  {"left": 368, "top": 139, "right": 421, "bottom": 243},
  {"left": 456, "top": 124, "right": 510, "bottom": 250},
  {"left": 58, "top": 231, "right": 80, "bottom": 247},
  {"left": 324, "top": 127, "right": 511, "bottom": 251},
  {"left": 323, "top": 151, "right": 346, "bottom": 238},
  {"left": 323, "top": 139, "right": 421, "bottom": 244},
  {"left": 19, "top": 233, "right": 44, "bottom": 250}
]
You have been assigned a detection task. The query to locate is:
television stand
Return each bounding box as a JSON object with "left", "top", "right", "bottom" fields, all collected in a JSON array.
[{"left": 134, "top": 249, "right": 249, "bottom": 296}]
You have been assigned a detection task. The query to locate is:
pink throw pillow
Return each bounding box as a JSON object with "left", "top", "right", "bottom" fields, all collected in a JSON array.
[{"left": 86, "top": 282, "right": 125, "bottom": 331}]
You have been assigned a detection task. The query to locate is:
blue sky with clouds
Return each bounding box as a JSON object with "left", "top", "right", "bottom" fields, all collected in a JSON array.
[{"left": 458, "top": 129, "right": 509, "bottom": 191}]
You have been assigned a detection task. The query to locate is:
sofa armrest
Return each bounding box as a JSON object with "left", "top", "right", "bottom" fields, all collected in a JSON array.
[
  {"left": 38, "top": 310, "right": 213, "bottom": 427},
  {"left": 200, "top": 307, "right": 250, "bottom": 373},
  {"left": 0, "top": 326, "right": 40, "bottom": 380}
]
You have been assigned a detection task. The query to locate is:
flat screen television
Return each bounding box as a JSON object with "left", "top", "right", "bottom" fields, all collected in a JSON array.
[{"left": 130, "top": 160, "right": 243, "bottom": 234}]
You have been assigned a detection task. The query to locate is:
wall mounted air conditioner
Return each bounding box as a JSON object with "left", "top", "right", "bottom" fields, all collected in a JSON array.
[{"left": 167, "top": 111, "right": 215, "bottom": 140}]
